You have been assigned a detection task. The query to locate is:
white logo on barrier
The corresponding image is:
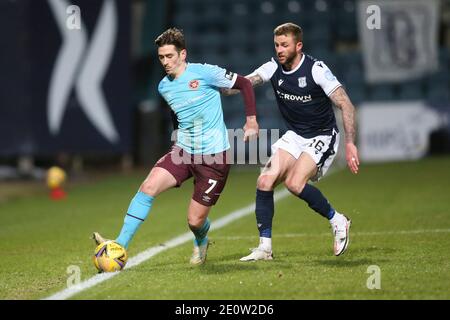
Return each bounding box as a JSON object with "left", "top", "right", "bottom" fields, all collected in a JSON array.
[{"left": 47, "top": 0, "right": 119, "bottom": 143}]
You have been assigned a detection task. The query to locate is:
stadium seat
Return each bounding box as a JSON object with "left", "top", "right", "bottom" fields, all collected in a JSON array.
[
  {"left": 427, "top": 69, "right": 450, "bottom": 84},
  {"left": 173, "top": 11, "right": 196, "bottom": 29},
  {"left": 398, "top": 81, "right": 424, "bottom": 100},
  {"left": 439, "top": 46, "right": 450, "bottom": 70},
  {"left": 333, "top": 0, "right": 358, "bottom": 42},
  {"left": 178, "top": 27, "right": 197, "bottom": 51},
  {"left": 253, "top": 31, "right": 277, "bottom": 58},
  {"left": 425, "top": 65, "right": 450, "bottom": 104},
  {"left": 335, "top": 51, "right": 363, "bottom": 82},
  {"left": 226, "top": 26, "right": 249, "bottom": 48},
  {"left": 368, "top": 84, "right": 396, "bottom": 101},
  {"left": 187, "top": 52, "right": 202, "bottom": 64},
  {"left": 197, "top": 31, "right": 225, "bottom": 54},
  {"left": 307, "top": 47, "right": 335, "bottom": 65},
  {"left": 226, "top": 48, "right": 251, "bottom": 73},
  {"left": 337, "top": 50, "right": 362, "bottom": 67},
  {"left": 342, "top": 66, "right": 364, "bottom": 88},
  {"left": 173, "top": 0, "right": 195, "bottom": 14},
  {"left": 303, "top": 23, "right": 331, "bottom": 49},
  {"left": 343, "top": 83, "right": 366, "bottom": 104},
  {"left": 427, "top": 83, "right": 450, "bottom": 103},
  {"left": 230, "top": 1, "right": 251, "bottom": 17},
  {"left": 199, "top": 5, "right": 227, "bottom": 31},
  {"left": 335, "top": 19, "right": 357, "bottom": 42},
  {"left": 202, "top": 52, "right": 227, "bottom": 67}
]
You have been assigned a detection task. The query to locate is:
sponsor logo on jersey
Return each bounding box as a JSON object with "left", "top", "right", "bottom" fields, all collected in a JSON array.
[
  {"left": 225, "top": 70, "right": 235, "bottom": 80},
  {"left": 189, "top": 80, "right": 199, "bottom": 90},
  {"left": 172, "top": 93, "right": 206, "bottom": 109},
  {"left": 278, "top": 79, "right": 284, "bottom": 86},
  {"left": 276, "top": 90, "right": 312, "bottom": 103},
  {"left": 298, "top": 76, "right": 307, "bottom": 88}
]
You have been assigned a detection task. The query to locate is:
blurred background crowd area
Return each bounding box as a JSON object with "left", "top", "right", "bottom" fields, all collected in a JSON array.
[
  {"left": 159, "top": 0, "right": 450, "bottom": 124},
  {"left": 0, "top": 0, "right": 450, "bottom": 181}
]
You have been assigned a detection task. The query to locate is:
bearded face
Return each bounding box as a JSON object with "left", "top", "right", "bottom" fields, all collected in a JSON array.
[{"left": 274, "top": 34, "right": 302, "bottom": 68}]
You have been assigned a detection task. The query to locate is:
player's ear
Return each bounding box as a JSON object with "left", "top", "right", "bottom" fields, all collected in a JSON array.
[
  {"left": 297, "top": 41, "right": 303, "bottom": 52},
  {"left": 180, "top": 48, "right": 187, "bottom": 61}
]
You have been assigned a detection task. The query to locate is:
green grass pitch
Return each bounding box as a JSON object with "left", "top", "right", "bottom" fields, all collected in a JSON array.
[{"left": 1, "top": 156, "right": 449, "bottom": 299}]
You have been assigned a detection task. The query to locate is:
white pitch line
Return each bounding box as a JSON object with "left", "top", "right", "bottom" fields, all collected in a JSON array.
[
  {"left": 43, "top": 188, "right": 291, "bottom": 300},
  {"left": 212, "top": 228, "right": 450, "bottom": 240}
]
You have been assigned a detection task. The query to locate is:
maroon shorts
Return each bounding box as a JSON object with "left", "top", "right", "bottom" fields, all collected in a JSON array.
[{"left": 154, "top": 145, "right": 230, "bottom": 206}]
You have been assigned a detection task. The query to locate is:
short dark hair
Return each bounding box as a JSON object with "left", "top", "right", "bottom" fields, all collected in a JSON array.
[
  {"left": 274, "top": 22, "right": 303, "bottom": 43},
  {"left": 154, "top": 28, "right": 186, "bottom": 52}
]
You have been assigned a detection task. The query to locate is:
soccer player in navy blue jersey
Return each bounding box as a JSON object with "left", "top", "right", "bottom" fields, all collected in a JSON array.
[{"left": 222, "top": 22, "right": 359, "bottom": 260}]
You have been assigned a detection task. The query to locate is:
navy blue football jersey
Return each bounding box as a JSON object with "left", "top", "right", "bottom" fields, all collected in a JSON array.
[{"left": 253, "top": 54, "right": 341, "bottom": 138}]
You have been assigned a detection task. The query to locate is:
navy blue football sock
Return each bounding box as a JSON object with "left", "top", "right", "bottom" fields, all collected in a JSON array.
[
  {"left": 298, "top": 184, "right": 335, "bottom": 220},
  {"left": 255, "top": 189, "right": 274, "bottom": 238}
]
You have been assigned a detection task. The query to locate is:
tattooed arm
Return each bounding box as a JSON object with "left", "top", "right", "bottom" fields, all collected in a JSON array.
[
  {"left": 329, "top": 86, "right": 360, "bottom": 174},
  {"left": 221, "top": 74, "right": 264, "bottom": 96}
]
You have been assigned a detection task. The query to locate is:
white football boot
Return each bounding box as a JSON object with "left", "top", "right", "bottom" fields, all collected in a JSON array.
[
  {"left": 190, "top": 240, "right": 210, "bottom": 265},
  {"left": 240, "top": 247, "right": 273, "bottom": 262},
  {"left": 331, "top": 213, "right": 352, "bottom": 256}
]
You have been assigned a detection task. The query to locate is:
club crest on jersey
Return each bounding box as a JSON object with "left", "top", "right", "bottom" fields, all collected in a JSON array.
[
  {"left": 189, "top": 80, "right": 199, "bottom": 90},
  {"left": 298, "top": 76, "right": 307, "bottom": 88}
]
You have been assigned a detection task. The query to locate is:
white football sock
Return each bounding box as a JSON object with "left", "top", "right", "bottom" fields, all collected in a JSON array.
[
  {"left": 329, "top": 211, "right": 344, "bottom": 225},
  {"left": 259, "top": 237, "right": 272, "bottom": 251}
]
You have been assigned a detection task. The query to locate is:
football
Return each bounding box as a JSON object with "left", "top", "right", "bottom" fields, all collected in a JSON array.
[
  {"left": 46, "top": 166, "right": 66, "bottom": 189},
  {"left": 93, "top": 241, "right": 128, "bottom": 272}
]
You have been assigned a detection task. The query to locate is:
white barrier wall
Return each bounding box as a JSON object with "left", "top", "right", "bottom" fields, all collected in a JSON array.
[{"left": 358, "top": 101, "right": 442, "bottom": 162}]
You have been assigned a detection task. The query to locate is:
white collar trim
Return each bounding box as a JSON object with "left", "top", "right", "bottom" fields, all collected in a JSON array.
[{"left": 282, "top": 53, "right": 305, "bottom": 74}]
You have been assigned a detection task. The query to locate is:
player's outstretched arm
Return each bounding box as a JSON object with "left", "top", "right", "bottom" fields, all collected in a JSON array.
[
  {"left": 329, "top": 86, "right": 359, "bottom": 174},
  {"left": 221, "top": 74, "right": 264, "bottom": 96},
  {"left": 230, "top": 75, "right": 259, "bottom": 141}
]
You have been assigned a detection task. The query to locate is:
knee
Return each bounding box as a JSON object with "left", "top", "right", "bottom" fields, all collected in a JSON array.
[
  {"left": 257, "top": 175, "right": 276, "bottom": 191},
  {"left": 284, "top": 178, "right": 306, "bottom": 195},
  {"left": 187, "top": 216, "right": 204, "bottom": 229},
  {"left": 139, "top": 180, "right": 159, "bottom": 197}
]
